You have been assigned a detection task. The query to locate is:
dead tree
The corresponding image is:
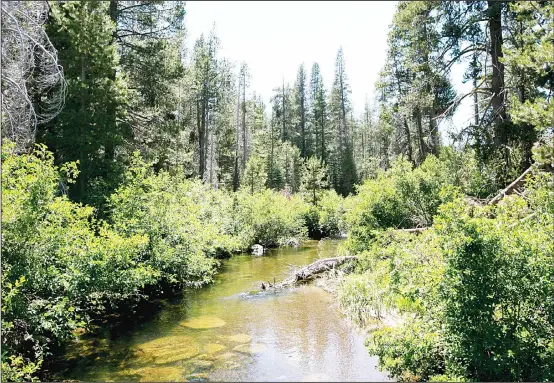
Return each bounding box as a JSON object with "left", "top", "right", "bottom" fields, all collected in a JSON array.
[
  {"left": 1, "top": 1, "right": 67, "bottom": 151},
  {"left": 261, "top": 256, "right": 357, "bottom": 290}
]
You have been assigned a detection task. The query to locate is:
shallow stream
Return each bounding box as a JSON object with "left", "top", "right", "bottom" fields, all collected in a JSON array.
[{"left": 59, "top": 239, "right": 390, "bottom": 382}]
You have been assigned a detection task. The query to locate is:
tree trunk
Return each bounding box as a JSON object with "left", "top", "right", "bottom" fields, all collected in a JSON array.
[
  {"left": 429, "top": 110, "right": 440, "bottom": 156},
  {"left": 339, "top": 75, "right": 347, "bottom": 153},
  {"left": 414, "top": 108, "right": 427, "bottom": 162},
  {"left": 267, "top": 256, "right": 357, "bottom": 289},
  {"left": 269, "top": 122, "right": 275, "bottom": 186},
  {"left": 488, "top": 1, "right": 507, "bottom": 134},
  {"left": 282, "top": 79, "right": 286, "bottom": 141},
  {"left": 321, "top": 113, "right": 325, "bottom": 162},
  {"left": 315, "top": 116, "right": 319, "bottom": 161},
  {"left": 197, "top": 98, "right": 205, "bottom": 178},
  {"left": 233, "top": 77, "right": 241, "bottom": 191},
  {"left": 78, "top": 56, "right": 87, "bottom": 200},
  {"left": 300, "top": 92, "right": 306, "bottom": 157},
  {"left": 105, "top": 0, "right": 118, "bottom": 163},
  {"left": 472, "top": 52, "right": 480, "bottom": 126},
  {"left": 241, "top": 72, "right": 247, "bottom": 170},
  {"left": 403, "top": 118, "right": 413, "bottom": 164}
]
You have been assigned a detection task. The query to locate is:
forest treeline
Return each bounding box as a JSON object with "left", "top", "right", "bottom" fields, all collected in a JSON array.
[
  {"left": 3, "top": 1, "right": 552, "bottom": 202},
  {"left": 1, "top": 0, "right": 553, "bottom": 381}
]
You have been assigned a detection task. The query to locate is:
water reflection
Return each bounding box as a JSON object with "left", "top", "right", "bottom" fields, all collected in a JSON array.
[{"left": 60, "top": 240, "right": 390, "bottom": 382}]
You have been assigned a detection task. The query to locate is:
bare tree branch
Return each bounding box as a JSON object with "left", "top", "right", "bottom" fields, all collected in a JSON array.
[{"left": 1, "top": 1, "right": 67, "bottom": 151}]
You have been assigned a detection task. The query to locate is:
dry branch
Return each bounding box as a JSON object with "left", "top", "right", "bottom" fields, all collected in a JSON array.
[
  {"left": 394, "top": 227, "right": 428, "bottom": 233},
  {"left": 1, "top": 1, "right": 67, "bottom": 151},
  {"left": 488, "top": 166, "right": 534, "bottom": 205}
]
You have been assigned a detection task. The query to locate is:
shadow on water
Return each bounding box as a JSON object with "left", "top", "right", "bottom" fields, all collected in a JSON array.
[{"left": 54, "top": 239, "right": 391, "bottom": 382}]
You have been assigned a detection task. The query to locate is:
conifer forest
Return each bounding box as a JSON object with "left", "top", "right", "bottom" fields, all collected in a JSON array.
[{"left": 1, "top": 1, "right": 553, "bottom": 382}]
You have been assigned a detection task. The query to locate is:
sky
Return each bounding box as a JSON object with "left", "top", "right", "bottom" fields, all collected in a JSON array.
[{"left": 183, "top": 1, "right": 473, "bottom": 138}]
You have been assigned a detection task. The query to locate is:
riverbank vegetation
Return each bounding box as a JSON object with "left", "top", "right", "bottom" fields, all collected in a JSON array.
[
  {"left": 338, "top": 147, "right": 554, "bottom": 381},
  {"left": 1, "top": 0, "right": 553, "bottom": 381},
  {"left": 334, "top": 0, "right": 554, "bottom": 379}
]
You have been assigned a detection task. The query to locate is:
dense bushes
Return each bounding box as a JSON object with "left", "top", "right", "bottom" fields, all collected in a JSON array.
[
  {"left": 435, "top": 177, "right": 554, "bottom": 381},
  {"left": 231, "top": 189, "right": 309, "bottom": 248},
  {"left": 1, "top": 142, "right": 159, "bottom": 380},
  {"left": 345, "top": 150, "right": 493, "bottom": 253},
  {"left": 303, "top": 189, "right": 347, "bottom": 238},
  {"left": 107, "top": 153, "right": 240, "bottom": 286},
  {"left": 338, "top": 158, "right": 554, "bottom": 381}
]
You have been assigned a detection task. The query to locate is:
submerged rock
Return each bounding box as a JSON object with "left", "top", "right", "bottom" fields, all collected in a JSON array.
[
  {"left": 187, "top": 372, "right": 209, "bottom": 382},
  {"left": 153, "top": 348, "right": 198, "bottom": 365},
  {"left": 203, "top": 343, "right": 226, "bottom": 354},
  {"left": 196, "top": 353, "right": 216, "bottom": 361},
  {"left": 233, "top": 343, "right": 265, "bottom": 355},
  {"left": 216, "top": 351, "right": 238, "bottom": 360},
  {"left": 192, "top": 359, "right": 214, "bottom": 371},
  {"left": 227, "top": 333, "right": 251, "bottom": 343},
  {"left": 134, "top": 335, "right": 199, "bottom": 364},
  {"left": 121, "top": 366, "right": 185, "bottom": 382},
  {"left": 180, "top": 316, "right": 226, "bottom": 329}
]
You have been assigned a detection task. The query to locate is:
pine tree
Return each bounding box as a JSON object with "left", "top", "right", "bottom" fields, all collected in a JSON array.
[
  {"left": 294, "top": 63, "right": 308, "bottom": 157},
  {"left": 300, "top": 156, "right": 328, "bottom": 206},
  {"left": 309, "top": 63, "right": 328, "bottom": 164},
  {"left": 241, "top": 154, "right": 267, "bottom": 195},
  {"left": 329, "top": 47, "right": 357, "bottom": 196},
  {"left": 44, "top": 1, "right": 127, "bottom": 208},
  {"left": 188, "top": 29, "right": 231, "bottom": 180}
]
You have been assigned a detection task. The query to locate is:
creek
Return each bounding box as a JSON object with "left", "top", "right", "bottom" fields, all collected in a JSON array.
[{"left": 58, "top": 239, "right": 390, "bottom": 382}]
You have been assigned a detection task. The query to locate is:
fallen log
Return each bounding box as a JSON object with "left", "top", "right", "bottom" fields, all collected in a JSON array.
[
  {"left": 393, "top": 166, "right": 539, "bottom": 234},
  {"left": 488, "top": 166, "right": 534, "bottom": 205},
  {"left": 394, "top": 227, "right": 428, "bottom": 233},
  {"left": 261, "top": 256, "right": 358, "bottom": 289}
]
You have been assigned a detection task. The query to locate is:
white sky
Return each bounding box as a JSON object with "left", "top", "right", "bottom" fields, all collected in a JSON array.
[{"left": 183, "top": 1, "right": 473, "bottom": 138}]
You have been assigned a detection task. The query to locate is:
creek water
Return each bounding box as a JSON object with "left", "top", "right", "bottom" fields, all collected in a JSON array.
[{"left": 59, "top": 239, "right": 390, "bottom": 382}]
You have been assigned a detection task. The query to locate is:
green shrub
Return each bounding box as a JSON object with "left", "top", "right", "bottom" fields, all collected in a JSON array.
[
  {"left": 339, "top": 165, "right": 554, "bottom": 382},
  {"left": 345, "top": 155, "right": 458, "bottom": 252},
  {"left": 367, "top": 319, "right": 445, "bottom": 382},
  {"left": 303, "top": 190, "right": 346, "bottom": 238},
  {"left": 108, "top": 152, "right": 241, "bottom": 285},
  {"left": 337, "top": 228, "right": 445, "bottom": 381},
  {"left": 1, "top": 142, "right": 157, "bottom": 380},
  {"left": 438, "top": 147, "right": 496, "bottom": 198},
  {"left": 318, "top": 190, "right": 347, "bottom": 236},
  {"left": 231, "top": 189, "right": 309, "bottom": 248},
  {"left": 1, "top": 144, "right": 241, "bottom": 381},
  {"left": 435, "top": 172, "right": 554, "bottom": 381}
]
